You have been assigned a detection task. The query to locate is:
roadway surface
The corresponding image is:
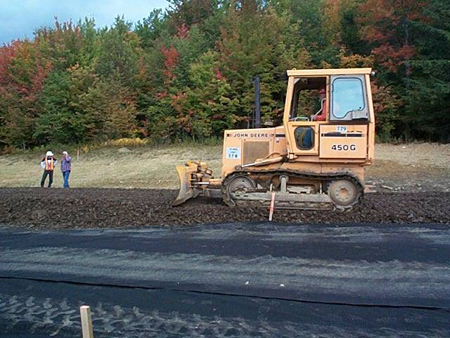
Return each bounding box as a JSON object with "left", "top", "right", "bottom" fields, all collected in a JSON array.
[{"left": 0, "top": 222, "right": 449, "bottom": 337}]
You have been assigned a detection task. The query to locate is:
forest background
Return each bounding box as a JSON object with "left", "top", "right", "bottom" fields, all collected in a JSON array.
[{"left": 0, "top": 0, "right": 449, "bottom": 150}]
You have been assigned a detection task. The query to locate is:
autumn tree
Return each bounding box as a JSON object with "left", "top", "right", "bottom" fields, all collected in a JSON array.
[
  {"left": 358, "top": 0, "right": 428, "bottom": 76},
  {"left": 0, "top": 41, "right": 51, "bottom": 147},
  {"left": 96, "top": 17, "right": 141, "bottom": 86},
  {"left": 216, "top": 2, "right": 310, "bottom": 127}
]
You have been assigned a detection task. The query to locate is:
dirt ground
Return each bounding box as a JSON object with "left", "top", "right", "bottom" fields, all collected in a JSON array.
[
  {"left": 0, "top": 188, "right": 449, "bottom": 229},
  {"left": 0, "top": 142, "right": 449, "bottom": 229},
  {"left": 366, "top": 143, "right": 450, "bottom": 192}
]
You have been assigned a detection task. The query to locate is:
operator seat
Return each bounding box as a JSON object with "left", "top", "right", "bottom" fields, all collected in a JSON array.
[{"left": 311, "top": 88, "right": 327, "bottom": 121}]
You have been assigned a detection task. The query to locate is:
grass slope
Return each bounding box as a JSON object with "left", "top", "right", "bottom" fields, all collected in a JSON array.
[
  {"left": 0, "top": 143, "right": 449, "bottom": 191},
  {"left": 0, "top": 144, "right": 222, "bottom": 189}
]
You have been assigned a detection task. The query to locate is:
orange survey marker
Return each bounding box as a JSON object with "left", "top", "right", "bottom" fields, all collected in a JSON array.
[{"left": 269, "top": 192, "right": 276, "bottom": 221}]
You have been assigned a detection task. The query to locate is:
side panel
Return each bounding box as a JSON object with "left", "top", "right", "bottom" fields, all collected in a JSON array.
[
  {"left": 243, "top": 142, "right": 270, "bottom": 164},
  {"left": 319, "top": 125, "right": 368, "bottom": 159},
  {"left": 221, "top": 127, "right": 287, "bottom": 177}
]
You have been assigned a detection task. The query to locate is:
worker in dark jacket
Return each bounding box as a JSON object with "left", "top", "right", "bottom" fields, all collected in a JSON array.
[
  {"left": 61, "top": 151, "right": 72, "bottom": 188},
  {"left": 40, "top": 151, "right": 57, "bottom": 188}
]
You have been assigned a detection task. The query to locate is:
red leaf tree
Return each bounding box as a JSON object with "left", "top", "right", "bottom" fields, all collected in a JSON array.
[{"left": 358, "top": 0, "right": 428, "bottom": 75}]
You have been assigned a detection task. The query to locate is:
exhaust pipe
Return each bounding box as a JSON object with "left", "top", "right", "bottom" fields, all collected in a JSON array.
[{"left": 253, "top": 75, "right": 261, "bottom": 128}]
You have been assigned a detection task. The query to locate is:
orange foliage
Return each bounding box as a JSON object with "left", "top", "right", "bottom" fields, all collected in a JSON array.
[
  {"left": 358, "top": 0, "right": 428, "bottom": 72},
  {"left": 339, "top": 50, "right": 375, "bottom": 68},
  {"left": 0, "top": 41, "right": 52, "bottom": 100},
  {"left": 177, "top": 24, "right": 189, "bottom": 39},
  {"left": 161, "top": 46, "right": 179, "bottom": 81},
  {"left": 372, "top": 44, "right": 415, "bottom": 73}
]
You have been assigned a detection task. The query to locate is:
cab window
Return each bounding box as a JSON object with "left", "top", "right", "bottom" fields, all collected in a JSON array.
[
  {"left": 290, "top": 77, "right": 327, "bottom": 122},
  {"left": 294, "top": 127, "right": 314, "bottom": 150},
  {"left": 330, "top": 76, "right": 369, "bottom": 121}
]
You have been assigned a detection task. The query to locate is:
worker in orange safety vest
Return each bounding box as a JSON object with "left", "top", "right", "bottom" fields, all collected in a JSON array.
[{"left": 40, "top": 151, "right": 58, "bottom": 188}]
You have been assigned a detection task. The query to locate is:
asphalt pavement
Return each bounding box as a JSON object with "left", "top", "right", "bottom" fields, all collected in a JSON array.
[{"left": 0, "top": 222, "right": 449, "bottom": 337}]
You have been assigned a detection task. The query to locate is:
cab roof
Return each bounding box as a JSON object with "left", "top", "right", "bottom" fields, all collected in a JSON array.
[{"left": 287, "top": 68, "right": 372, "bottom": 77}]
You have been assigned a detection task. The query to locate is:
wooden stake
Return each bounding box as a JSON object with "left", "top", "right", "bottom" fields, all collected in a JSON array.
[
  {"left": 269, "top": 191, "right": 276, "bottom": 221},
  {"left": 80, "top": 305, "right": 94, "bottom": 338}
]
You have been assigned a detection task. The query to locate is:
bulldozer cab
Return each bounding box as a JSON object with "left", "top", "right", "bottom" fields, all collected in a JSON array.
[{"left": 283, "top": 68, "right": 375, "bottom": 162}]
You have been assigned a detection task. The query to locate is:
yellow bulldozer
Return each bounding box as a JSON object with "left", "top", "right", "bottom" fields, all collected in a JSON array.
[{"left": 174, "top": 68, "right": 375, "bottom": 211}]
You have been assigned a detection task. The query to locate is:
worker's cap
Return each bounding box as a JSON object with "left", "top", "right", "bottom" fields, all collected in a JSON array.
[
  {"left": 63, "top": 151, "right": 68, "bottom": 155},
  {"left": 46, "top": 151, "right": 54, "bottom": 157}
]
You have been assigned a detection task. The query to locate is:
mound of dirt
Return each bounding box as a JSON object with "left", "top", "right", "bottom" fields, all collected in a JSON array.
[{"left": 0, "top": 188, "right": 449, "bottom": 229}]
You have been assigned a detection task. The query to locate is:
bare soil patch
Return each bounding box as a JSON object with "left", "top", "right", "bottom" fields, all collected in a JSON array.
[
  {"left": 0, "top": 188, "right": 449, "bottom": 229},
  {"left": 366, "top": 143, "right": 450, "bottom": 192}
]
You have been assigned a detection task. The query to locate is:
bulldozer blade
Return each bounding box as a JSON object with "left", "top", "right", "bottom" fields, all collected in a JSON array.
[{"left": 173, "top": 164, "right": 198, "bottom": 206}]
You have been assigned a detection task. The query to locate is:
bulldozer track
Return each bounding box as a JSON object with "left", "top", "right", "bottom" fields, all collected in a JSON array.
[
  {"left": 0, "top": 291, "right": 322, "bottom": 337},
  {"left": 222, "top": 169, "right": 364, "bottom": 211}
]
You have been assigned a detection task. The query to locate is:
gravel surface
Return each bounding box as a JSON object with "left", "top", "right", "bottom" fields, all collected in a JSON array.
[{"left": 0, "top": 188, "right": 449, "bottom": 229}]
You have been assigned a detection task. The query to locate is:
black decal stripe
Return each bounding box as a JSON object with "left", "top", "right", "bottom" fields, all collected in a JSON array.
[
  {"left": 275, "top": 134, "right": 286, "bottom": 137},
  {"left": 321, "top": 133, "right": 363, "bottom": 137}
]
